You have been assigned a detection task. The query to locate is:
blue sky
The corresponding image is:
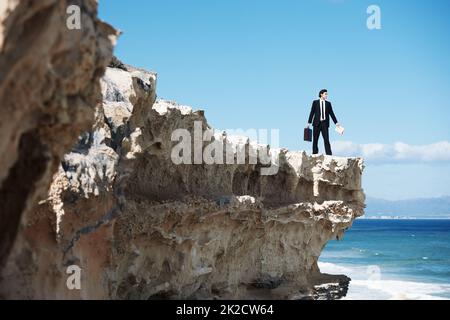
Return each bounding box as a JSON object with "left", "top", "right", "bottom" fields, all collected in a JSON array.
[{"left": 99, "top": 0, "right": 450, "bottom": 201}]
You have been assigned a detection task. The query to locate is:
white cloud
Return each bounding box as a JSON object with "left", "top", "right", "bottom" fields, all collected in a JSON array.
[{"left": 332, "top": 140, "right": 450, "bottom": 164}]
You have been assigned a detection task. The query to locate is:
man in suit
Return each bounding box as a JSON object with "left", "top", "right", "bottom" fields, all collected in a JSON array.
[{"left": 306, "top": 89, "right": 341, "bottom": 155}]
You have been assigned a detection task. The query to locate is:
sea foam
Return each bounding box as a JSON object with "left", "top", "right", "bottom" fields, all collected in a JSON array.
[{"left": 318, "top": 261, "right": 450, "bottom": 300}]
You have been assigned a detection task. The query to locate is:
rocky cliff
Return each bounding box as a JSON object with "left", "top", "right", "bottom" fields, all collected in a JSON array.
[
  {"left": 0, "top": 0, "right": 117, "bottom": 268},
  {"left": 0, "top": 58, "right": 365, "bottom": 299}
]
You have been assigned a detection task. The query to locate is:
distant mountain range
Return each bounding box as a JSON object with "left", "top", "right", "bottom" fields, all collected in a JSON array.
[{"left": 364, "top": 196, "right": 450, "bottom": 218}]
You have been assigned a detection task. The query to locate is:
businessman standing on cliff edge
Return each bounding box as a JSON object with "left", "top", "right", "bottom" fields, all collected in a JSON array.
[{"left": 306, "top": 89, "right": 341, "bottom": 155}]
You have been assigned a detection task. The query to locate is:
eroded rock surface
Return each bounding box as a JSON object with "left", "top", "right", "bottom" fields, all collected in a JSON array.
[
  {"left": 0, "top": 59, "right": 365, "bottom": 299},
  {"left": 0, "top": 0, "right": 116, "bottom": 292}
]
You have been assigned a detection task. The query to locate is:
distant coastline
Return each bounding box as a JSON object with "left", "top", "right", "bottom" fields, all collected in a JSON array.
[{"left": 364, "top": 196, "right": 450, "bottom": 219}]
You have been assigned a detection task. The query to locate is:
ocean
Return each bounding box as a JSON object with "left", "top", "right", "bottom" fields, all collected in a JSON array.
[{"left": 318, "top": 219, "right": 450, "bottom": 300}]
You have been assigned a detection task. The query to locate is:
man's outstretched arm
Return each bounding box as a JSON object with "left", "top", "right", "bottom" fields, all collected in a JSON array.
[{"left": 329, "top": 103, "right": 339, "bottom": 125}]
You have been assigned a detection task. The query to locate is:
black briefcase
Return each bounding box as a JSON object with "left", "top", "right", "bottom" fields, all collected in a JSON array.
[{"left": 304, "top": 127, "right": 312, "bottom": 142}]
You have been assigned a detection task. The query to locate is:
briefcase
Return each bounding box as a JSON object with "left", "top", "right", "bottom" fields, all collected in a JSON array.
[{"left": 304, "top": 127, "right": 312, "bottom": 142}]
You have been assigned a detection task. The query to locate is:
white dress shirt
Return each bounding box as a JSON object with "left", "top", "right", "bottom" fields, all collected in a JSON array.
[{"left": 320, "top": 99, "right": 326, "bottom": 121}]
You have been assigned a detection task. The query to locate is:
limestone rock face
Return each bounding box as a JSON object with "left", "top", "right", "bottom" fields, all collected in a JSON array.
[
  {"left": 0, "top": 60, "right": 365, "bottom": 299},
  {"left": 0, "top": 0, "right": 117, "bottom": 278}
]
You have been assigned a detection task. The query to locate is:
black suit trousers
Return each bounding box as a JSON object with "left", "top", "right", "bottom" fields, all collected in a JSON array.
[{"left": 313, "top": 121, "right": 332, "bottom": 155}]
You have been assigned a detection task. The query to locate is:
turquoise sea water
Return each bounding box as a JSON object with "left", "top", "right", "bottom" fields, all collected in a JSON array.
[{"left": 319, "top": 219, "right": 450, "bottom": 300}]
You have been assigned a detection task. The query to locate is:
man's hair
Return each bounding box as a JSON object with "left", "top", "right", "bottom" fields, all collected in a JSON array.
[{"left": 319, "top": 89, "right": 327, "bottom": 98}]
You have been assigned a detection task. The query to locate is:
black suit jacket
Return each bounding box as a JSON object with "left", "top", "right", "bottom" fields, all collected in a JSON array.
[{"left": 308, "top": 99, "right": 338, "bottom": 127}]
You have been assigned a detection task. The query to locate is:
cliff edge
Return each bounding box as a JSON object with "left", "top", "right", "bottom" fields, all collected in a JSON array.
[{"left": 0, "top": 61, "right": 365, "bottom": 299}]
